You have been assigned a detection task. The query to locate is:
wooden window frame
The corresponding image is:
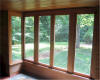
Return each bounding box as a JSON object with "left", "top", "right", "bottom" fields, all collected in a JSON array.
[
  {"left": 8, "top": 11, "right": 23, "bottom": 65},
  {"left": 20, "top": 7, "right": 99, "bottom": 79}
]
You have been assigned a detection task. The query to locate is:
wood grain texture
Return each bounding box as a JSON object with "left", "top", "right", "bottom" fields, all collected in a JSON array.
[
  {"left": 90, "top": 9, "right": 99, "bottom": 79},
  {"left": 22, "top": 61, "right": 89, "bottom": 80},
  {"left": 34, "top": 16, "right": 39, "bottom": 63},
  {"left": 0, "top": 0, "right": 99, "bottom": 11},
  {"left": 50, "top": 15, "right": 55, "bottom": 67},
  {"left": 24, "top": 7, "right": 97, "bottom": 16},
  {"left": 67, "top": 14, "right": 77, "bottom": 73},
  {"left": 8, "top": 11, "right": 22, "bottom": 65},
  {"left": 10, "top": 63, "right": 22, "bottom": 76}
]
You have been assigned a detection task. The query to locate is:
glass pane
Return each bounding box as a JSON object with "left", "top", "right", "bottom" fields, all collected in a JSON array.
[
  {"left": 11, "top": 16, "right": 21, "bottom": 61},
  {"left": 39, "top": 16, "right": 51, "bottom": 65},
  {"left": 74, "top": 14, "right": 94, "bottom": 75},
  {"left": 25, "top": 17, "right": 34, "bottom": 61},
  {"left": 54, "top": 15, "right": 69, "bottom": 69}
]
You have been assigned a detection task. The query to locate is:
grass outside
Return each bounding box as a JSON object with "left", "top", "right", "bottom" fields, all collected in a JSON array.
[{"left": 12, "top": 42, "right": 92, "bottom": 75}]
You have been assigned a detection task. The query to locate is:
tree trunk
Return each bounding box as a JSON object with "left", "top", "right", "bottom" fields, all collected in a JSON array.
[{"left": 76, "top": 24, "right": 80, "bottom": 48}]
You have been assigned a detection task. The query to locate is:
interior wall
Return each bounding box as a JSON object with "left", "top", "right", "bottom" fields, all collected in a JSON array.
[
  {"left": 0, "top": 10, "right": 9, "bottom": 76},
  {"left": 22, "top": 61, "right": 89, "bottom": 80}
]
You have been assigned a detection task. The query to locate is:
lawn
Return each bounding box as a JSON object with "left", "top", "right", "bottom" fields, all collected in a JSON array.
[{"left": 12, "top": 42, "right": 92, "bottom": 75}]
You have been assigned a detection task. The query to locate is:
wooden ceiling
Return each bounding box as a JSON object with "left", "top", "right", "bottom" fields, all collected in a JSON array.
[{"left": 0, "top": 0, "right": 99, "bottom": 12}]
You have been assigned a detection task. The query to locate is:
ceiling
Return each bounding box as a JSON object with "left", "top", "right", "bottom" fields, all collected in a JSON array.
[{"left": 0, "top": 0, "right": 99, "bottom": 12}]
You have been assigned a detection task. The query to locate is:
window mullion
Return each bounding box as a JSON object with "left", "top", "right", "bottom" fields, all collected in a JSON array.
[
  {"left": 50, "top": 15, "right": 55, "bottom": 67},
  {"left": 34, "top": 16, "right": 39, "bottom": 63},
  {"left": 67, "top": 14, "right": 77, "bottom": 73}
]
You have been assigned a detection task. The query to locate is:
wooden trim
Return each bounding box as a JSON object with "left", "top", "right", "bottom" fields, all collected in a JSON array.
[
  {"left": 34, "top": 16, "right": 39, "bottom": 63},
  {"left": 67, "top": 14, "right": 77, "bottom": 73},
  {"left": 24, "top": 59, "right": 91, "bottom": 79},
  {"left": 53, "top": 67, "right": 67, "bottom": 72},
  {"left": 90, "top": 10, "right": 99, "bottom": 79},
  {"left": 8, "top": 11, "right": 22, "bottom": 65},
  {"left": 23, "top": 61, "right": 89, "bottom": 80},
  {"left": 8, "top": 12, "right": 12, "bottom": 65},
  {"left": 38, "top": 63, "right": 50, "bottom": 67},
  {"left": 8, "top": 11, "right": 22, "bottom": 16},
  {"left": 21, "top": 16, "right": 25, "bottom": 60},
  {"left": 50, "top": 15, "right": 55, "bottom": 67},
  {"left": 24, "top": 7, "right": 97, "bottom": 16},
  {"left": 24, "top": 59, "right": 34, "bottom": 63},
  {"left": 10, "top": 60, "right": 23, "bottom": 66},
  {"left": 74, "top": 72, "right": 91, "bottom": 79}
]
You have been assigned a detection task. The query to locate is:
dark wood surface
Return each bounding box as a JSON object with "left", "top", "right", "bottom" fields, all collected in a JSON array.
[
  {"left": 0, "top": 11, "right": 10, "bottom": 76},
  {"left": 90, "top": 9, "right": 99, "bottom": 79}
]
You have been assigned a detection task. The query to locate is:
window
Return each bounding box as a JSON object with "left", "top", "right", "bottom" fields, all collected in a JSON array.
[
  {"left": 39, "top": 16, "right": 51, "bottom": 65},
  {"left": 54, "top": 15, "right": 69, "bottom": 69},
  {"left": 21, "top": 9, "right": 97, "bottom": 78},
  {"left": 25, "top": 17, "right": 34, "bottom": 61},
  {"left": 11, "top": 16, "right": 21, "bottom": 61},
  {"left": 74, "top": 14, "right": 94, "bottom": 75}
]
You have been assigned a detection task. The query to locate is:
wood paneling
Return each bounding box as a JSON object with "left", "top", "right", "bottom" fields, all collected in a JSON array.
[
  {"left": 24, "top": 7, "right": 97, "bottom": 16},
  {"left": 22, "top": 61, "right": 89, "bottom": 80},
  {"left": 90, "top": 10, "right": 99, "bottom": 79},
  {"left": 67, "top": 14, "right": 77, "bottom": 73},
  {"left": 10, "top": 63, "right": 22, "bottom": 75},
  {"left": 0, "top": 0, "right": 99, "bottom": 11}
]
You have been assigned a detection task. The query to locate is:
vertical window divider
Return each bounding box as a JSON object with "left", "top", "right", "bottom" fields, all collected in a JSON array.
[
  {"left": 67, "top": 13, "right": 77, "bottom": 73},
  {"left": 34, "top": 16, "right": 39, "bottom": 63},
  {"left": 8, "top": 14, "right": 12, "bottom": 65},
  {"left": 21, "top": 15, "right": 25, "bottom": 60},
  {"left": 50, "top": 15, "right": 55, "bottom": 68},
  {"left": 90, "top": 11, "right": 99, "bottom": 79}
]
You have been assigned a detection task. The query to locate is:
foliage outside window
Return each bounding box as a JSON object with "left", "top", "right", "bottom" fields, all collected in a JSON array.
[
  {"left": 11, "top": 16, "right": 21, "bottom": 61},
  {"left": 74, "top": 14, "right": 94, "bottom": 75},
  {"left": 39, "top": 16, "right": 51, "bottom": 65},
  {"left": 54, "top": 15, "right": 69, "bottom": 69},
  {"left": 25, "top": 17, "right": 34, "bottom": 61}
]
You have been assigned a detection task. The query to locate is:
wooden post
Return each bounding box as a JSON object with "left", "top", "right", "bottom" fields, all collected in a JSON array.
[
  {"left": 8, "top": 12, "right": 12, "bottom": 65},
  {"left": 21, "top": 15, "right": 25, "bottom": 60},
  {"left": 67, "top": 14, "right": 77, "bottom": 73},
  {"left": 34, "top": 16, "right": 39, "bottom": 63},
  {"left": 90, "top": 10, "right": 99, "bottom": 79},
  {"left": 50, "top": 15, "right": 55, "bottom": 68}
]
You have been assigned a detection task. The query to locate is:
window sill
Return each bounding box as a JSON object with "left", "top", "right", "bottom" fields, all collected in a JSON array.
[{"left": 10, "top": 60, "right": 23, "bottom": 66}]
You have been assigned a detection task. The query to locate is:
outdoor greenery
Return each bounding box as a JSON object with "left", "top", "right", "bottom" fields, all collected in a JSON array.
[{"left": 12, "top": 14, "right": 94, "bottom": 75}]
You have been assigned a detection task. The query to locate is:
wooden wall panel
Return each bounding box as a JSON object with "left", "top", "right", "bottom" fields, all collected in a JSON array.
[
  {"left": 10, "top": 63, "right": 22, "bottom": 75},
  {"left": 22, "top": 61, "right": 89, "bottom": 80},
  {"left": 67, "top": 14, "right": 77, "bottom": 73},
  {"left": 24, "top": 7, "right": 97, "bottom": 16},
  {"left": 90, "top": 10, "right": 99, "bottom": 79}
]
